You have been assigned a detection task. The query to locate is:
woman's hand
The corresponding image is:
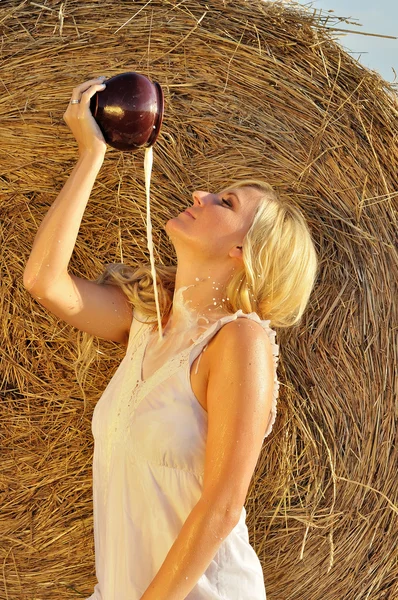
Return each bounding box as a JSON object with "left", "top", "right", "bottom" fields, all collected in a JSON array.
[{"left": 63, "top": 77, "right": 108, "bottom": 158}]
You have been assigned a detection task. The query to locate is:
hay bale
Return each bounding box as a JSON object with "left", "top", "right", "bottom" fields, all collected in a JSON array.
[{"left": 1, "top": 0, "right": 397, "bottom": 598}]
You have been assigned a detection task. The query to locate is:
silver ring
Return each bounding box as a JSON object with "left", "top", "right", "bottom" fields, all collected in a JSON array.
[{"left": 70, "top": 99, "right": 80, "bottom": 104}]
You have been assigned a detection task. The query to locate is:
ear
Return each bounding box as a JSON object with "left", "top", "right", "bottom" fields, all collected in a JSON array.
[{"left": 229, "top": 245, "right": 243, "bottom": 260}]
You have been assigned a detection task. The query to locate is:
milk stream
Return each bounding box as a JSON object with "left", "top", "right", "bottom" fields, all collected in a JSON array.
[{"left": 144, "top": 146, "right": 163, "bottom": 340}]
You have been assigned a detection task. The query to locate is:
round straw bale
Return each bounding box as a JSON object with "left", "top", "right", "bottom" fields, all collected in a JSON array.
[{"left": 1, "top": 1, "right": 397, "bottom": 598}]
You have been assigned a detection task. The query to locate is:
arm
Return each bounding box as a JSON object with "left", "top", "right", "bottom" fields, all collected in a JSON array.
[
  {"left": 23, "top": 78, "right": 133, "bottom": 344},
  {"left": 23, "top": 77, "right": 107, "bottom": 292},
  {"left": 23, "top": 152, "right": 104, "bottom": 292},
  {"left": 140, "top": 318, "right": 275, "bottom": 600},
  {"left": 140, "top": 497, "right": 237, "bottom": 600}
]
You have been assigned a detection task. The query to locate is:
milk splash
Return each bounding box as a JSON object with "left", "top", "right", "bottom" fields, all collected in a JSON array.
[
  {"left": 141, "top": 282, "right": 228, "bottom": 382},
  {"left": 144, "top": 146, "right": 163, "bottom": 339}
]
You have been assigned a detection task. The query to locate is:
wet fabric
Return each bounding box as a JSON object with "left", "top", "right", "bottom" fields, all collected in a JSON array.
[{"left": 86, "top": 308, "right": 280, "bottom": 600}]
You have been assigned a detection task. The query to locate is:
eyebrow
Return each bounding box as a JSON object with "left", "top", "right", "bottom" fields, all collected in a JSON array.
[{"left": 222, "top": 190, "right": 241, "bottom": 205}]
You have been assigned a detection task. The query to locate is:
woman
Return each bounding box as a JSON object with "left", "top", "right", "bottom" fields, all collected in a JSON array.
[{"left": 23, "top": 77, "right": 318, "bottom": 600}]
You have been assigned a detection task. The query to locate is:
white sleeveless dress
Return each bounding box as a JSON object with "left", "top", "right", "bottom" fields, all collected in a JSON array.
[{"left": 86, "top": 309, "right": 280, "bottom": 600}]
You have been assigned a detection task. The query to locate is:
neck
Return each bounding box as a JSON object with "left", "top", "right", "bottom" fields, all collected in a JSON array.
[{"left": 164, "top": 261, "right": 237, "bottom": 334}]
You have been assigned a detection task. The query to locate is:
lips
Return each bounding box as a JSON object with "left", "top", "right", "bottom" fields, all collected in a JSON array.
[{"left": 183, "top": 209, "right": 195, "bottom": 219}]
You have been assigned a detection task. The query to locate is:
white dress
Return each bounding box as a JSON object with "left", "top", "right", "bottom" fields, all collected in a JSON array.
[{"left": 86, "top": 308, "right": 280, "bottom": 600}]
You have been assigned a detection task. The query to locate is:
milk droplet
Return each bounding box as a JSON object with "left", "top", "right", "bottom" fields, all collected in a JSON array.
[
  {"left": 195, "top": 277, "right": 200, "bottom": 281},
  {"left": 213, "top": 302, "right": 217, "bottom": 305}
]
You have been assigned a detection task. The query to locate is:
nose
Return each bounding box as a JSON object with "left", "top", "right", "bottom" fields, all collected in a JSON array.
[{"left": 192, "top": 190, "right": 211, "bottom": 206}]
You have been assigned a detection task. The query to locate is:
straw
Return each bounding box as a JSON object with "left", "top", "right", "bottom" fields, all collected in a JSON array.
[{"left": 1, "top": 0, "right": 397, "bottom": 597}]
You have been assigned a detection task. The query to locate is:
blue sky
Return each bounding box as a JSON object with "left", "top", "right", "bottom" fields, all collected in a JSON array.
[{"left": 294, "top": 0, "right": 398, "bottom": 83}]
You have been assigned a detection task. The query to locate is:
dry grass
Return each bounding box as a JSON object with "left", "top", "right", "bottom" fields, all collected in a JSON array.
[{"left": 1, "top": 0, "right": 397, "bottom": 598}]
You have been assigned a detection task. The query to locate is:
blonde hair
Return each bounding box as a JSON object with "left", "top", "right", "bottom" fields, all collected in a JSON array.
[
  {"left": 75, "top": 180, "right": 318, "bottom": 402},
  {"left": 222, "top": 179, "right": 319, "bottom": 328}
]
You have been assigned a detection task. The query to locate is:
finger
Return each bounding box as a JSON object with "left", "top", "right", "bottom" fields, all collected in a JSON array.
[
  {"left": 70, "top": 77, "right": 106, "bottom": 101},
  {"left": 79, "top": 83, "right": 106, "bottom": 105}
]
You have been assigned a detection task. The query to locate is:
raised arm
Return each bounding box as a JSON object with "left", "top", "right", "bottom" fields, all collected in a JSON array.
[{"left": 23, "top": 77, "right": 133, "bottom": 345}]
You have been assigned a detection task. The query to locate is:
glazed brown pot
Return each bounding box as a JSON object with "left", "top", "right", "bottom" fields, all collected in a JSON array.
[{"left": 90, "top": 72, "right": 164, "bottom": 152}]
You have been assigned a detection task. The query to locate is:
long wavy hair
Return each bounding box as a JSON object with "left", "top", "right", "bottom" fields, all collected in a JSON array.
[{"left": 74, "top": 180, "right": 318, "bottom": 402}]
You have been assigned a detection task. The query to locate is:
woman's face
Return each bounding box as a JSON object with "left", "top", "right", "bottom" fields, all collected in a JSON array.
[{"left": 165, "top": 186, "right": 263, "bottom": 261}]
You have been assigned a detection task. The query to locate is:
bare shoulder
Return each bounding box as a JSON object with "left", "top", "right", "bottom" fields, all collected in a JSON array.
[
  {"left": 208, "top": 317, "right": 273, "bottom": 376},
  {"left": 214, "top": 316, "right": 272, "bottom": 350}
]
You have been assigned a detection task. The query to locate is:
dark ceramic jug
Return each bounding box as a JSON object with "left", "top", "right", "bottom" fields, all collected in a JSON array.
[{"left": 90, "top": 72, "right": 164, "bottom": 151}]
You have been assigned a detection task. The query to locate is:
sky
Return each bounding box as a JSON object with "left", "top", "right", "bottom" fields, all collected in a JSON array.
[{"left": 294, "top": 0, "right": 398, "bottom": 84}]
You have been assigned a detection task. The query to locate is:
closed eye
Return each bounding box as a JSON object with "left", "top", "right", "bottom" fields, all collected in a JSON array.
[{"left": 220, "top": 197, "right": 233, "bottom": 207}]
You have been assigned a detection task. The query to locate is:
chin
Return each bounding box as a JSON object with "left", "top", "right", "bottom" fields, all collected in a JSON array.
[
  {"left": 165, "top": 221, "right": 194, "bottom": 253},
  {"left": 165, "top": 215, "right": 184, "bottom": 233},
  {"left": 164, "top": 217, "right": 182, "bottom": 243},
  {"left": 165, "top": 217, "right": 175, "bottom": 233}
]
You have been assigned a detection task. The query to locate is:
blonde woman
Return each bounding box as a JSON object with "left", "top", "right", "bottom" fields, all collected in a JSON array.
[{"left": 23, "top": 77, "right": 318, "bottom": 600}]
